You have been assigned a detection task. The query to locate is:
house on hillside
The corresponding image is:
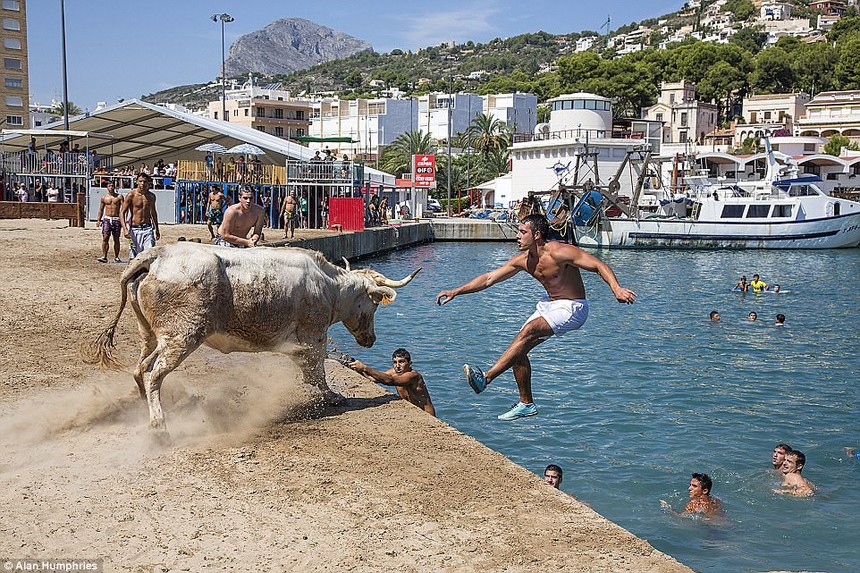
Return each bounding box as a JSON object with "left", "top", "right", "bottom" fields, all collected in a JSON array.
[
  {"left": 641, "top": 81, "right": 718, "bottom": 148},
  {"left": 738, "top": 92, "right": 810, "bottom": 143},
  {"left": 795, "top": 90, "right": 860, "bottom": 143}
]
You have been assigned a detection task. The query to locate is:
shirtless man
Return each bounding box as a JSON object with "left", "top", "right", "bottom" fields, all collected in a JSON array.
[
  {"left": 206, "top": 184, "right": 231, "bottom": 239},
  {"left": 543, "top": 464, "right": 563, "bottom": 489},
  {"left": 775, "top": 450, "right": 815, "bottom": 497},
  {"left": 215, "top": 187, "right": 265, "bottom": 248},
  {"left": 661, "top": 473, "right": 723, "bottom": 516},
  {"left": 280, "top": 190, "right": 299, "bottom": 239},
  {"left": 435, "top": 213, "right": 636, "bottom": 420},
  {"left": 772, "top": 443, "right": 792, "bottom": 470},
  {"left": 348, "top": 348, "right": 436, "bottom": 416},
  {"left": 96, "top": 182, "right": 123, "bottom": 262},
  {"left": 120, "top": 173, "right": 159, "bottom": 258},
  {"left": 734, "top": 275, "right": 749, "bottom": 292}
]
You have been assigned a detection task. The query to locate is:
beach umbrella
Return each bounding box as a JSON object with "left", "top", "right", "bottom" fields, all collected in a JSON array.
[
  {"left": 227, "top": 143, "right": 265, "bottom": 156},
  {"left": 195, "top": 143, "right": 228, "bottom": 154}
]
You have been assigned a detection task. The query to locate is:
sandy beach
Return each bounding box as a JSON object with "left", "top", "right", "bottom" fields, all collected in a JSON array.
[{"left": 0, "top": 219, "right": 691, "bottom": 572}]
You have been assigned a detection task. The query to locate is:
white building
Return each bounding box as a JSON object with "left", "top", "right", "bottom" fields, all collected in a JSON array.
[
  {"left": 309, "top": 97, "right": 417, "bottom": 159},
  {"left": 641, "top": 81, "right": 718, "bottom": 147},
  {"left": 738, "top": 92, "right": 810, "bottom": 143},
  {"left": 575, "top": 36, "right": 597, "bottom": 52},
  {"left": 498, "top": 93, "right": 662, "bottom": 208},
  {"left": 795, "top": 90, "right": 860, "bottom": 142},
  {"left": 416, "top": 93, "right": 484, "bottom": 142},
  {"left": 760, "top": 2, "right": 792, "bottom": 20},
  {"left": 483, "top": 92, "right": 538, "bottom": 135}
]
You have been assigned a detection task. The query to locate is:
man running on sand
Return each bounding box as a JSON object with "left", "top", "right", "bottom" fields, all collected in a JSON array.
[
  {"left": 435, "top": 213, "right": 636, "bottom": 420},
  {"left": 206, "top": 184, "right": 231, "bottom": 239},
  {"left": 96, "top": 182, "right": 123, "bottom": 263},
  {"left": 214, "top": 187, "right": 266, "bottom": 248}
]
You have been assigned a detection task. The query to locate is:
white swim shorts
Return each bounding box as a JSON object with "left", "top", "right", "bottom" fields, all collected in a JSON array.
[{"left": 522, "top": 297, "right": 588, "bottom": 337}]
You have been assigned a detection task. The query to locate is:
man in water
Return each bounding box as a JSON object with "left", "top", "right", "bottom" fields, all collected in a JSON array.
[
  {"left": 710, "top": 311, "right": 721, "bottom": 322},
  {"left": 750, "top": 274, "right": 768, "bottom": 293},
  {"left": 772, "top": 443, "right": 793, "bottom": 470},
  {"left": 206, "top": 184, "right": 231, "bottom": 240},
  {"left": 734, "top": 275, "right": 749, "bottom": 292},
  {"left": 775, "top": 313, "right": 786, "bottom": 327},
  {"left": 773, "top": 284, "right": 781, "bottom": 293},
  {"left": 544, "top": 464, "right": 563, "bottom": 489},
  {"left": 775, "top": 450, "right": 815, "bottom": 496},
  {"left": 347, "top": 348, "right": 435, "bottom": 416},
  {"left": 215, "top": 187, "right": 265, "bottom": 248},
  {"left": 96, "top": 182, "right": 123, "bottom": 263},
  {"left": 748, "top": 311, "right": 758, "bottom": 321},
  {"left": 435, "top": 214, "right": 636, "bottom": 420},
  {"left": 661, "top": 473, "right": 722, "bottom": 516},
  {"left": 120, "top": 173, "right": 159, "bottom": 258}
]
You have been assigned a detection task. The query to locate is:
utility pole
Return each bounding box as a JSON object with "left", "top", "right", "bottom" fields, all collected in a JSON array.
[
  {"left": 211, "top": 13, "right": 235, "bottom": 122},
  {"left": 447, "top": 79, "right": 453, "bottom": 216}
]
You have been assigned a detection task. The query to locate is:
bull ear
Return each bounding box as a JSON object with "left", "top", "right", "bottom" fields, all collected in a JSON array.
[{"left": 369, "top": 286, "right": 397, "bottom": 305}]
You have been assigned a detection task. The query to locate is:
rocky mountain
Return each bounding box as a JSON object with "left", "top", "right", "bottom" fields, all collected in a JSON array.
[{"left": 224, "top": 18, "right": 373, "bottom": 76}]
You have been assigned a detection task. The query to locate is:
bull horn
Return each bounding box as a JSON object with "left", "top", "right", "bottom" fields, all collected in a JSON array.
[
  {"left": 342, "top": 257, "right": 351, "bottom": 271},
  {"left": 376, "top": 268, "right": 421, "bottom": 288}
]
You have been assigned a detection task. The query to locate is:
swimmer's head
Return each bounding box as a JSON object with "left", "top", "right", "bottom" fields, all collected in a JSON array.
[
  {"left": 748, "top": 312, "right": 757, "bottom": 321},
  {"left": 544, "top": 464, "right": 563, "bottom": 488},
  {"left": 709, "top": 311, "right": 720, "bottom": 322},
  {"left": 690, "top": 473, "right": 712, "bottom": 497}
]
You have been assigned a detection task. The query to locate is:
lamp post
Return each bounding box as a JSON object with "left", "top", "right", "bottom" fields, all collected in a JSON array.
[
  {"left": 447, "top": 80, "right": 453, "bottom": 216},
  {"left": 60, "top": 0, "right": 70, "bottom": 131},
  {"left": 211, "top": 12, "right": 234, "bottom": 122}
]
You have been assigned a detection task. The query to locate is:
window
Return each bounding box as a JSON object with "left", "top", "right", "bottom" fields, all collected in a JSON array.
[
  {"left": 274, "top": 126, "right": 284, "bottom": 137},
  {"left": 680, "top": 112, "right": 688, "bottom": 127},
  {"left": 3, "top": 37, "right": 20, "bottom": 49},
  {"left": 2, "top": 0, "right": 20, "bottom": 10},
  {"left": 274, "top": 108, "right": 283, "bottom": 119},
  {"left": 573, "top": 100, "right": 584, "bottom": 109},
  {"left": 746, "top": 204, "right": 771, "bottom": 218},
  {"left": 2, "top": 17, "right": 19, "bottom": 30},
  {"left": 772, "top": 205, "right": 793, "bottom": 217},
  {"left": 5, "top": 114, "right": 22, "bottom": 125},
  {"left": 4, "top": 76, "right": 21, "bottom": 88},
  {"left": 764, "top": 111, "right": 771, "bottom": 120},
  {"left": 750, "top": 111, "right": 757, "bottom": 123},
  {"left": 803, "top": 143, "right": 816, "bottom": 152},
  {"left": 296, "top": 110, "right": 305, "bottom": 120},
  {"left": 5, "top": 95, "right": 21, "bottom": 106},
  {"left": 233, "top": 109, "right": 238, "bottom": 117},
  {"left": 679, "top": 131, "right": 687, "bottom": 143},
  {"left": 256, "top": 106, "right": 265, "bottom": 117},
  {"left": 296, "top": 128, "right": 304, "bottom": 137},
  {"left": 721, "top": 205, "right": 745, "bottom": 218},
  {"left": 3, "top": 57, "right": 20, "bottom": 69},
  {"left": 655, "top": 112, "right": 663, "bottom": 122},
  {"left": 255, "top": 126, "right": 266, "bottom": 132},
  {"left": 213, "top": 111, "right": 219, "bottom": 120}
]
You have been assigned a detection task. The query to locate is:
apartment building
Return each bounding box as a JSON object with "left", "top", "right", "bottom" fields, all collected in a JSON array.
[
  {"left": 738, "top": 92, "right": 810, "bottom": 142},
  {"left": 416, "top": 93, "right": 484, "bottom": 142},
  {"left": 206, "top": 82, "right": 311, "bottom": 141},
  {"left": 1, "top": 0, "right": 28, "bottom": 129},
  {"left": 308, "top": 97, "right": 416, "bottom": 159},
  {"left": 795, "top": 90, "right": 860, "bottom": 142},
  {"left": 641, "top": 81, "right": 718, "bottom": 146},
  {"left": 483, "top": 92, "right": 538, "bottom": 135}
]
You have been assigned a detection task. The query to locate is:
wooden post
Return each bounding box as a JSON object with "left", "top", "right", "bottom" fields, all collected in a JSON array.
[{"left": 76, "top": 191, "right": 86, "bottom": 227}]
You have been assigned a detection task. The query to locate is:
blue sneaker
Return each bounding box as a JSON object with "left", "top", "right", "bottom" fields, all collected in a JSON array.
[
  {"left": 497, "top": 402, "right": 538, "bottom": 421},
  {"left": 463, "top": 364, "right": 487, "bottom": 394}
]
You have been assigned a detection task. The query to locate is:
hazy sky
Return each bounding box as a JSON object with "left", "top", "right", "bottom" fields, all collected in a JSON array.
[{"left": 27, "top": 0, "right": 683, "bottom": 111}]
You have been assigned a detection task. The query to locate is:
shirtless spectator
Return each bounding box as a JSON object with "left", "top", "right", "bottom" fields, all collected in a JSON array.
[
  {"left": 120, "top": 173, "right": 160, "bottom": 259},
  {"left": 661, "top": 473, "right": 722, "bottom": 516},
  {"left": 775, "top": 450, "right": 815, "bottom": 497},
  {"left": 96, "top": 182, "right": 124, "bottom": 263},
  {"left": 206, "top": 184, "right": 231, "bottom": 240},
  {"left": 280, "top": 190, "right": 299, "bottom": 239},
  {"left": 772, "top": 443, "right": 792, "bottom": 470},
  {"left": 214, "top": 187, "right": 265, "bottom": 248},
  {"left": 348, "top": 348, "right": 436, "bottom": 416}
]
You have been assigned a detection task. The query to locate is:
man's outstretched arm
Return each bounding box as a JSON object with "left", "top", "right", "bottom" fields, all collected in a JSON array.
[
  {"left": 348, "top": 360, "right": 418, "bottom": 387},
  {"left": 435, "top": 256, "right": 522, "bottom": 305}
]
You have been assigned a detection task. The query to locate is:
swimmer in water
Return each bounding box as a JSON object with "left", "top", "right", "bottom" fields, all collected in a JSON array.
[
  {"left": 774, "top": 450, "right": 815, "bottom": 497},
  {"left": 661, "top": 473, "right": 723, "bottom": 516}
]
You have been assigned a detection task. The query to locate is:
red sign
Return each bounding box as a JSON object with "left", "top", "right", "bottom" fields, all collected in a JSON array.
[{"left": 413, "top": 154, "right": 436, "bottom": 188}]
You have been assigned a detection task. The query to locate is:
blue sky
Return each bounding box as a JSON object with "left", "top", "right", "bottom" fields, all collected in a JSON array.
[{"left": 27, "top": 0, "right": 683, "bottom": 111}]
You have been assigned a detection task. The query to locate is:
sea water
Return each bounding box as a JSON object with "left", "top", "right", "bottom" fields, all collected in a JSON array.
[{"left": 329, "top": 243, "right": 860, "bottom": 573}]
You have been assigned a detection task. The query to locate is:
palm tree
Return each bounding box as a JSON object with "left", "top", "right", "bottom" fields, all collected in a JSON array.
[
  {"left": 51, "top": 101, "right": 83, "bottom": 118},
  {"left": 379, "top": 130, "right": 436, "bottom": 176},
  {"left": 464, "top": 113, "right": 510, "bottom": 157}
]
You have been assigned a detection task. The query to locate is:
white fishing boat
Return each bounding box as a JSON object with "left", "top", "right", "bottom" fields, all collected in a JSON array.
[{"left": 571, "top": 141, "right": 860, "bottom": 249}]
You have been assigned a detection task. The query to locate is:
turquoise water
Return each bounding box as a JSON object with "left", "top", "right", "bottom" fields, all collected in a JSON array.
[{"left": 330, "top": 243, "right": 860, "bottom": 573}]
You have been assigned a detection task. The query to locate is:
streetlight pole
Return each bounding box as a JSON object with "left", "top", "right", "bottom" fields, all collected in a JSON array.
[
  {"left": 60, "top": 0, "right": 69, "bottom": 130},
  {"left": 447, "top": 80, "right": 453, "bottom": 216},
  {"left": 211, "top": 13, "right": 234, "bottom": 122}
]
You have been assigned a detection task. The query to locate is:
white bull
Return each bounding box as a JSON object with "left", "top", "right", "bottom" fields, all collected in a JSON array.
[{"left": 82, "top": 242, "right": 419, "bottom": 430}]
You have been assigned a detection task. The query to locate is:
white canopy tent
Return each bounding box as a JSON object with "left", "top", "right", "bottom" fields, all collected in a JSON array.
[{"left": 0, "top": 99, "right": 394, "bottom": 185}]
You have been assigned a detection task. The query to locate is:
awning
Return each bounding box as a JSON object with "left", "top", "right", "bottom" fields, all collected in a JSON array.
[{"left": 296, "top": 136, "right": 359, "bottom": 143}]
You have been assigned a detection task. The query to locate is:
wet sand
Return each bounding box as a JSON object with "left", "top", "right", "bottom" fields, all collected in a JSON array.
[{"left": 0, "top": 219, "right": 691, "bottom": 572}]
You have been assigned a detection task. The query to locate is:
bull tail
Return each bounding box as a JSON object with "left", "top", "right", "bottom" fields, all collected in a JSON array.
[{"left": 79, "top": 249, "right": 160, "bottom": 369}]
